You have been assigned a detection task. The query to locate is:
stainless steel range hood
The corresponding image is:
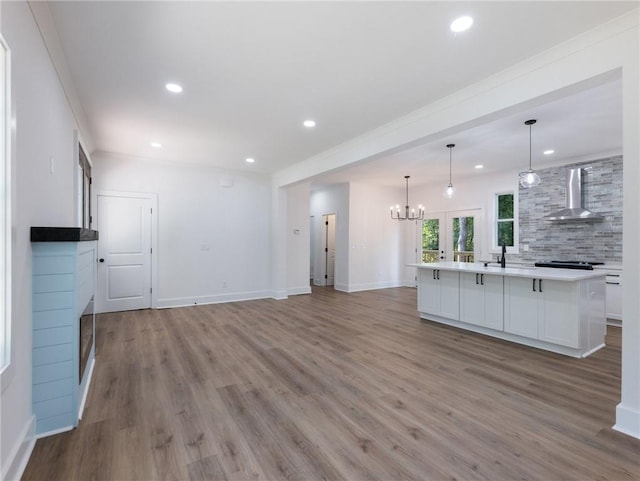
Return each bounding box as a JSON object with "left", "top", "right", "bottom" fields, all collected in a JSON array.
[{"left": 544, "top": 168, "right": 603, "bottom": 221}]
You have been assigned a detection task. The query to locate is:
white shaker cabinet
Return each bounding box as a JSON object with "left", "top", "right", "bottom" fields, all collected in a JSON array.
[
  {"left": 412, "top": 262, "right": 606, "bottom": 358},
  {"left": 418, "top": 268, "right": 459, "bottom": 320},
  {"left": 539, "top": 280, "right": 581, "bottom": 348},
  {"left": 604, "top": 269, "right": 622, "bottom": 322},
  {"left": 503, "top": 276, "right": 540, "bottom": 338},
  {"left": 460, "top": 272, "right": 503, "bottom": 330},
  {"left": 504, "top": 277, "right": 579, "bottom": 345},
  {"left": 504, "top": 277, "right": 600, "bottom": 349}
]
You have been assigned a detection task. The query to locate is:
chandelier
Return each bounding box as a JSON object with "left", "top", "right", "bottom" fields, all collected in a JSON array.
[{"left": 390, "top": 176, "right": 424, "bottom": 221}]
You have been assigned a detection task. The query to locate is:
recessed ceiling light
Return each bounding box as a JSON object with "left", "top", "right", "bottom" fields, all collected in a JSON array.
[
  {"left": 245, "top": 157, "right": 255, "bottom": 163},
  {"left": 474, "top": 164, "right": 483, "bottom": 169},
  {"left": 303, "top": 120, "right": 316, "bottom": 128},
  {"left": 165, "top": 83, "right": 183, "bottom": 93},
  {"left": 543, "top": 149, "right": 555, "bottom": 155},
  {"left": 150, "top": 142, "right": 162, "bottom": 148},
  {"left": 450, "top": 16, "right": 474, "bottom": 33}
]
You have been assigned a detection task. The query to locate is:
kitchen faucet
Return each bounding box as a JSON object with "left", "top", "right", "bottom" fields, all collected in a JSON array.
[{"left": 499, "top": 244, "right": 507, "bottom": 268}]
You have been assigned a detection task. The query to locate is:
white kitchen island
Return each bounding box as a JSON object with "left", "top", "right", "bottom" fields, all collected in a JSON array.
[{"left": 411, "top": 262, "right": 606, "bottom": 358}]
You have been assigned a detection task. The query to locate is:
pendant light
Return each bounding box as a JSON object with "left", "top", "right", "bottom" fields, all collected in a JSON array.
[
  {"left": 519, "top": 119, "right": 541, "bottom": 188},
  {"left": 390, "top": 176, "right": 424, "bottom": 221},
  {"left": 443, "top": 143, "right": 456, "bottom": 198}
]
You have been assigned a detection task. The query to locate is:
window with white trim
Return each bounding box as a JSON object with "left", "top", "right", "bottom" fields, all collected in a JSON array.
[
  {"left": 79, "top": 143, "right": 91, "bottom": 228},
  {"left": 494, "top": 191, "right": 517, "bottom": 252}
]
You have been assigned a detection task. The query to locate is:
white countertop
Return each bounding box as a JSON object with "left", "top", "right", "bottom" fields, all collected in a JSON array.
[
  {"left": 408, "top": 262, "right": 606, "bottom": 281},
  {"left": 593, "top": 264, "right": 623, "bottom": 271}
]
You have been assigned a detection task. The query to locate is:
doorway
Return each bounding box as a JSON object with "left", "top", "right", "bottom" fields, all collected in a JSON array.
[
  {"left": 322, "top": 213, "right": 336, "bottom": 287},
  {"left": 96, "top": 191, "right": 155, "bottom": 313},
  {"left": 418, "top": 209, "right": 482, "bottom": 264},
  {"left": 309, "top": 215, "right": 315, "bottom": 284}
]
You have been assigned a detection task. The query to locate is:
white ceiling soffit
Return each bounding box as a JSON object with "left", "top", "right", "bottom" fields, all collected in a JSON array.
[
  {"left": 313, "top": 77, "right": 623, "bottom": 189},
  {"left": 47, "top": 1, "right": 634, "bottom": 174}
]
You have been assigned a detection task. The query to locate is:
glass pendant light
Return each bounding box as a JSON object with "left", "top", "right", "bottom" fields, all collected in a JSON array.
[
  {"left": 443, "top": 143, "right": 456, "bottom": 198},
  {"left": 519, "top": 119, "right": 541, "bottom": 188}
]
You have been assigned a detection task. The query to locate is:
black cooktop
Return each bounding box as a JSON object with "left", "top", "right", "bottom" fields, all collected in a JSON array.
[{"left": 534, "top": 260, "right": 604, "bottom": 270}]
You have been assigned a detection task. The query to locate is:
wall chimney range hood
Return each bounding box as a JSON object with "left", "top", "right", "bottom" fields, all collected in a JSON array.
[{"left": 544, "top": 168, "right": 603, "bottom": 221}]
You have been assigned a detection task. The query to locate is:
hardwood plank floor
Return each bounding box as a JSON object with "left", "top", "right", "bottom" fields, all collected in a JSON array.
[{"left": 22, "top": 287, "right": 639, "bottom": 481}]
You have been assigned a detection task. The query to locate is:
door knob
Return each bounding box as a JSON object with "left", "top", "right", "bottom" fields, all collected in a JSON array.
[{"left": 99, "top": 258, "right": 105, "bottom": 263}]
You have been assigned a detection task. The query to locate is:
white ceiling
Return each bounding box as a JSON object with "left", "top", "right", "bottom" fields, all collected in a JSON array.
[
  {"left": 48, "top": 1, "right": 633, "bottom": 178},
  {"left": 314, "top": 77, "right": 623, "bottom": 188}
]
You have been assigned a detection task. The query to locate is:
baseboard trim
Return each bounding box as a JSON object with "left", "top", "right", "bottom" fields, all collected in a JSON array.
[
  {"left": 156, "top": 290, "right": 273, "bottom": 308},
  {"left": 287, "top": 286, "right": 312, "bottom": 296},
  {"left": 2, "top": 415, "right": 36, "bottom": 481},
  {"left": 419, "top": 313, "right": 596, "bottom": 359},
  {"left": 341, "top": 280, "right": 405, "bottom": 293},
  {"left": 35, "top": 425, "right": 74, "bottom": 439},
  {"left": 78, "top": 356, "right": 96, "bottom": 420},
  {"left": 272, "top": 289, "right": 288, "bottom": 300},
  {"left": 614, "top": 403, "right": 640, "bottom": 439}
]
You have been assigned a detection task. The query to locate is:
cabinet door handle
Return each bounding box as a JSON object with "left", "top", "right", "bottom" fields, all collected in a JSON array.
[
  {"left": 608, "top": 274, "right": 620, "bottom": 277},
  {"left": 539, "top": 279, "right": 543, "bottom": 292},
  {"left": 606, "top": 281, "right": 620, "bottom": 285},
  {"left": 533, "top": 278, "right": 537, "bottom": 292},
  {"left": 481, "top": 274, "right": 484, "bottom": 285},
  {"left": 476, "top": 273, "right": 479, "bottom": 285},
  {"left": 437, "top": 270, "right": 440, "bottom": 280},
  {"left": 433, "top": 270, "right": 436, "bottom": 280}
]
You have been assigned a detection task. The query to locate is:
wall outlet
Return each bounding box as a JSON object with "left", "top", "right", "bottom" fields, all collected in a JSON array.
[
  {"left": 523, "top": 244, "right": 529, "bottom": 251},
  {"left": 222, "top": 280, "right": 228, "bottom": 288},
  {"left": 200, "top": 244, "right": 210, "bottom": 251}
]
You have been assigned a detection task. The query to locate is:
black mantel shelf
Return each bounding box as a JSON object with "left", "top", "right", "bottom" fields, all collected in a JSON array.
[{"left": 30, "top": 227, "right": 99, "bottom": 242}]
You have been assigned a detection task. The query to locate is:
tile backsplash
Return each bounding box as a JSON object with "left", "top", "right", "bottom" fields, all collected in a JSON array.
[{"left": 516, "top": 155, "right": 622, "bottom": 264}]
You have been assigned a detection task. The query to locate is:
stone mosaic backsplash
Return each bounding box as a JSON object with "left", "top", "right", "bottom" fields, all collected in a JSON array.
[{"left": 514, "top": 155, "right": 622, "bottom": 264}]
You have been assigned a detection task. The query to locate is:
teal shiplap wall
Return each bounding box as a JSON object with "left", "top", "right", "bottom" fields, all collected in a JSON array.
[{"left": 32, "top": 241, "right": 96, "bottom": 435}]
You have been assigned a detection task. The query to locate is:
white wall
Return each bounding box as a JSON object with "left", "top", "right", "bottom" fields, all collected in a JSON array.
[
  {"left": 309, "top": 182, "right": 408, "bottom": 292},
  {"left": 408, "top": 167, "right": 521, "bottom": 263},
  {"left": 1, "top": 2, "right": 81, "bottom": 478},
  {"left": 309, "top": 184, "right": 349, "bottom": 290},
  {"left": 92, "top": 153, "right": 272, "bottom": 307},
  {"left": 286, "top": 182, "right": 311, "bottom": 295},
  {"left": 618, "top": 18, "right": 640, "bottom": 438},
  {"left": 347, "top": 183, "right": 406, "bottom": 291}
]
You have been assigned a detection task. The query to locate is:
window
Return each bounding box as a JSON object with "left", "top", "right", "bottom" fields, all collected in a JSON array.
[
  {"left": 78, "top": 143, "right": 91, "bottom": 228},
  {"left": 452, "top": 215, "right": 475, "bottom": 262},
  {"left": 421, "top": 218, "right": 440, "bottom": 262},
  {"left": 495, "top": 192, "right": 515, "bottom": 249},
  {"left": 1, "top": 33, "right": 11, "bottom": 375}
]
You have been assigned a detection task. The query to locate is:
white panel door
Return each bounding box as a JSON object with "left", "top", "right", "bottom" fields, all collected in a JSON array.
[{"left": 97, "top": 193, "right": 152, "bottom": 313}]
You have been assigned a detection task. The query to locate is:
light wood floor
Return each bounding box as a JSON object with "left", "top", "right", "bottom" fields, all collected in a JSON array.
[{"left": 22, "top": 287, "right": 639, "bottom": 481}]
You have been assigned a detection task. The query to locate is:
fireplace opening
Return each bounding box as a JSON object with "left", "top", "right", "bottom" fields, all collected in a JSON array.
[{"left": 79, "top": 296, "right": 94, "bottom": 382}]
